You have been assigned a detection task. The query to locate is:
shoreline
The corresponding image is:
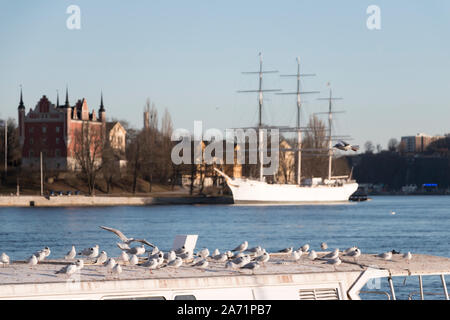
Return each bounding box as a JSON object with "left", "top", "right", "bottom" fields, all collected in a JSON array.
[{"left": 0, "top": 195, "right": 234, "bottom": 207}]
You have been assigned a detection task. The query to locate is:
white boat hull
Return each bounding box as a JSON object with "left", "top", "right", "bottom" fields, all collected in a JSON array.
[{"left": 226, "top": 179, "right": 358, "bottom": 204}]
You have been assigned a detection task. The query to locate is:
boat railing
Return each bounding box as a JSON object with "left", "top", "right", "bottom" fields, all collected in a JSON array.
[
  {"left": 359, "top": 290, "right": 391, "bottom": 300},
  {"left": 408, "top": 291, "right": 448, "bottom": 300}
]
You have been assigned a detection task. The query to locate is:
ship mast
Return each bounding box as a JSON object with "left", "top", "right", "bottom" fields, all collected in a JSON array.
[
  {"left": 238, "top": 53, "right": 280, "bottom": 181},
  {"left": 278, "top": 58, "right": 318, "bottom": 184},
  {"left": 318, "top": 88, "right": 343, "bottom": 181}
]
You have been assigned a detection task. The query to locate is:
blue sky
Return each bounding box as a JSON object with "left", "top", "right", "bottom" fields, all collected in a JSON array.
[{"left": 1, "top": 0, "right": 449, "bottom": 149}]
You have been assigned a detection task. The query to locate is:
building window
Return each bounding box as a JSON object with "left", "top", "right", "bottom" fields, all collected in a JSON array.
[
  {"left": 42, "top": 126, "right": 47, "bottom": 133},
  {"left": 29, "top": 127, "right": 34, "bottom": 133},
  {"left": 56, "top": 138, "right": 60, "bottom": 144},
  {"left": 30, "top": 138, "right": 34, "bottom": 145},
  {"left": 56, "top": 126, "right": 60, "bottom": 133},
  {"left": 29, "top": 150, "right": 34, "bottom": 157},
  {"left": 55, "top": 149, "right": 61, "bottom": 157}
]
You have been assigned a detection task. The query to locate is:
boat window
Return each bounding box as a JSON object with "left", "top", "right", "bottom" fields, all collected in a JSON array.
[
  {"left": 174, "top": 295, "right": 197, "bottom": 300},
  {"left": 299, "top": 288, "right": 339, "bottom": 300}
]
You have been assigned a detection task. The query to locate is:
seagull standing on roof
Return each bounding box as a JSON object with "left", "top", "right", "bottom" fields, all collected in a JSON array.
[
  {"left": 79, "top": 245, "right": 99, "bottom": 259},
  {"left": 167, "top": 257, "right": 183, "bottom": 273},
  {"left": 378, "top": 252, "right": 393, "bottom": 260},
  {"left": 65, "top": 246, "right": 76, "bottom": 260},
  {"left": 212, "top": 249, "right": 220, "bottom": 258},
  {"left": 322, "top": 248, "right": 340, "bottom": 260},
  {"left": 129, "top": 254, "right": 139, "bottom": 266},
  {"left": 213, "top": 253, "right": 228, "bottom": 262},
  {"left": 256, "top": 252, "right": 270, "bottom": 265},
  {"left": 119, "top": 251, "right": 129, "bottom": 263},
  {"left": 278, "top": 247, "right": 293, "bottom": 254},
  {"left": 197, "top": 248, "right": 210, "bottom": 259},
  {"left": 321, "top": 242, "right": 328, "bottom": 250},
  {"left": 291, "top": 250, "right": 302, "bottom": 262},
  {"left": 94, "top": 251, "right": 108, "bottom": 265},
  {"left": 112, "top": 264, "right": 122, "bottom": 278},
  {"left": 346, "top": 248, "right": 361, "bottom": 263},
  {"left": 146, "top": 259, "right": 159, "bottom": 273},
  {"left": 232, "top": 241, "right": 248, "bottom": 252},
  {"left": 326, "top": 257, "right": 342, "bottom": 270},
  {"left": 308, "top": 250, "right": 318, "bottom": 261},
  {"left": 28, "top": 255, "right": 38, "bottom": 268},
  {"left": 344, "top": 246, "right": 357, "bottom": 255},
  {"left": 1, "top": 253, "right": 9, "bottom": 267},
  {"left": 55, "top": 263, "right": 78, "bottom": 278},
  {"left": 403, "top": 252, "right": 412, "bottom": 264},
  {"left": 241, "top": 261, "right": 260, "bottom": 274},
  {"left": 105, "top": 258, "right": 116, "bottom": 275},
  {"left": 300, "top": 244, "right": 310, "bottom": 252}
]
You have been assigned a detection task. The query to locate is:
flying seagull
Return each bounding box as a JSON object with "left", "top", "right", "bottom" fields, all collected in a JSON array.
[
  {"left": 99, "top": 226, "right": 155, "bottom": 248},
  {"left": 334, "top": 141, "right": 359, "bottom": 152}
]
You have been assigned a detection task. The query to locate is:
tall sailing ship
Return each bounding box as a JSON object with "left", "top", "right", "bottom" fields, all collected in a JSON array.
[{"left": 215, "top": 54, "right": 358, "bottom": 203}]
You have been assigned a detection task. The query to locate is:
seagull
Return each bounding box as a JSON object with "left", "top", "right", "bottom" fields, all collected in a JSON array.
[
  {"left": 112, "top": 264, "right": 122, "bottom": 278},
  {"left": 64, "top": 246, "right": 76, "bottom": 260},
  {"left": 278, "top": 247, "right": 293, "bottom": 254},
  {"left": 241, "top": 261, "right": 260, "bottom": 274},
  {"left": 378, "top": 252, "right": 393, "bottom": 260},
  {"left": 150, "top": 246, "right": 160, "bottom": 256},
  {"left": 322, "top": 248, "right": 340, "bottom": 260},
  {"left": 232, "top": 241, "right": 248, "bottom": 252},
  {"left": 346, "top": 248, "right": 361, "bottom": 263},
  {"left": 308, "top": 250, "right": 318, "bottom": 261},
  {"left": 197, "top": 248, "right": 210, "bottom": 259},
  {"left": 105, "top": 258, "right": 117, "bottom": 274},
  {"left": 213, "top": 253, "right": 229, "bottom": 262},
  {"left": 79, "top": 245, "right": 99, "bottom": 259},
  {"left": 291, "top": 250, "right": 302, "bottom": 262},
  {"left": 178, "top": 250, "right": 193, "bottom": 261},
  {"left": 225, "top": 261, "right": 239, "bottom": 270},
  {"left": 76, "top": 259, "right": 84, "bottom": 270},
  {"left": 403, "top": 252, "right": 412, "bottom": 264},
  {"left": 325, "top": 257, "right": 342, "bottom": 270},
  {"left": 300, "top": 244, "right": 310, "bottom": 252},
  {"left": 94, "top": 251, "right": 108, "bottom": 265},
  {"left": 333, "top": 141, "right": 359, "bottom": 152},
  {"left": 321, "top": 242, "right": 328, "bottom": 250},
  {"left": 129, "top": 254, "right": 139, "bottom": 266},
  {"left": 212, "top": 249, "right": 220, "bottom": 257},
  {"left": 175, "top": 246, "right": 186, "bottom": 255},
  {"left": 232, "top": 252, "right": 244, "bottom": 259},
  {"left": 164, "top": 251, "right": 177, "bottom": 263},
  {"left": 119, "top": 251, "right": 130, "bottom": 263},
  {"left": 253, "top": 248, "right": 266, "bottom": 258},
  {"left": 225, "top": 251, "right": 233, "bottom": 258},
  {"left": 35, "top": 250, "right": 47, "bottom": 262},
  {"left": 247, "top": 246, "right": 262, "bottom": 253},
  {"left": 43, "top": 247, "right": 51, "bottom": 258},
  {"left": 167, "top": 257, "right": 183, "bottom": 270},
  {"left": 193, "top": 259, "right": 209, "bottom": 270},
  {"left": 55, "top": 263, "right": 78, "bottom": 277},
  {"left": 344, "top": 246, "right": 357, "bottom": 255},
  {"left": 99, "top": 226, "right": 155, "bottom": 248},
  {"left": 146, "top": 258, "right": 159, "bottom": 273},
  {"left": 1, "top": 253, "right": 9, "bottom": 267},
  {"left": 28, "top": 255, "right": 38, "bottom": 268},
  {"left": 125, "top": 244, "right": 146, "bottom": 256},
  {"left": 255, "top": 252, "right": 270, "bottom": 265},
  {"left": 233, "top": 255, "right": 251, "bottom": 267}
]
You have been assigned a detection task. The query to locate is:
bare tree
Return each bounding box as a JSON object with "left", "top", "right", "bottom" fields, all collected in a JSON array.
[
  {"left": 388, "top": 138, "right": 399, "bottom": 152},
  {"left": 73, "top": 122, "right": 104, "bottom": 195},
  {"left": 364, "top": 141, "right": 374, "bottom": 154}
]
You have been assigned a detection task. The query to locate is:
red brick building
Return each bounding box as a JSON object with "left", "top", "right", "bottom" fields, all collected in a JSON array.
[{"left": 18, "top": 89, "right": 107, "bottom": 171}]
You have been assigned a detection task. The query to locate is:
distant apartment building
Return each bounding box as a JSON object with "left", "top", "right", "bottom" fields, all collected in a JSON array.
[
  {"left": 18, "top": 89, "right": 126, "bottom": 171},
  {"left": 400, "top": 133, "right": 444, "bottom": 153}
]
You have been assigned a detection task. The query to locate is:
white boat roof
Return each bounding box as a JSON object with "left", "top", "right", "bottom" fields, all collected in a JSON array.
[{"left": 1, "top": 252, "right": 449, "bottom": 286}]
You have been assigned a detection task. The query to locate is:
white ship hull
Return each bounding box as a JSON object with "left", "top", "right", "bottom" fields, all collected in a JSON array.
[{"left": 227, "top": 179, "right": 358, "bottom": 203}]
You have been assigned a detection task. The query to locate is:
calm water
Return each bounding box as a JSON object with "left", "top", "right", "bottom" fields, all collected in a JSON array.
[{"left": 0, "top": 195, "right": 449, "bottom": 299}]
